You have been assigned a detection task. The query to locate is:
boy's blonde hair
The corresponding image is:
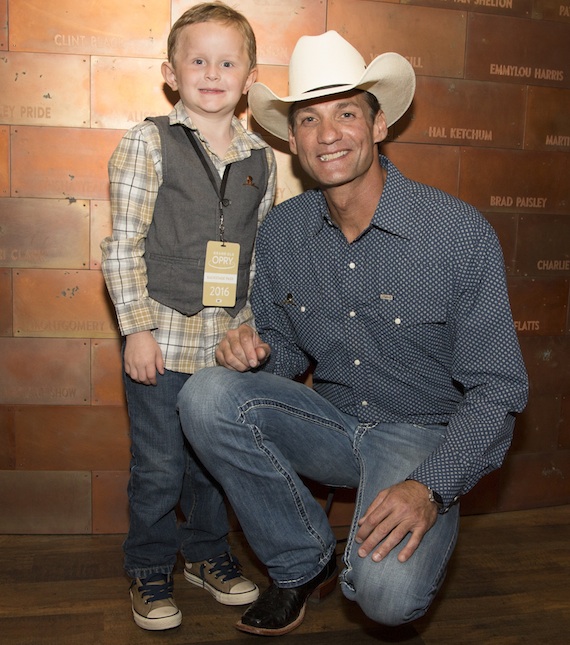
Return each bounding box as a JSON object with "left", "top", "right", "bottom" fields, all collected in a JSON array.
[{"left": 167, "top": 2, "right": 257, "bottom": 69}]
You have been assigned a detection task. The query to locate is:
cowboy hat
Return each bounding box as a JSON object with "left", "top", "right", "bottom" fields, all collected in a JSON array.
[{"left": 248, "top": 30, "right": 416, "bottom": 141}]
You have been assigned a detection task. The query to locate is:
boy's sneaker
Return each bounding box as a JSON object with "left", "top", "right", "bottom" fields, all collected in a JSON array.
[
  {"left": 130, "top": 573, "right": 182, "bottom": 631},
  {"left": 184, "top": 552, "right": 259, "bottom": 606}
]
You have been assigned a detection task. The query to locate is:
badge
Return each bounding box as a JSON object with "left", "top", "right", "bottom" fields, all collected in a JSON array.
[{"left": 202, "top": 241, "right": 240, "bottom": 307}]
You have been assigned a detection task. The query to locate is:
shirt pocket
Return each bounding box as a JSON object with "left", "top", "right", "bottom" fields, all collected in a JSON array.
[{"left": 361, "top": 285, "right": 449, "bottom": 361}]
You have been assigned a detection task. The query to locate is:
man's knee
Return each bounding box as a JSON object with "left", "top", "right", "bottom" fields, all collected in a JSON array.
[{"left": 341, "top": 561, "right": 434, "bottom": 627}]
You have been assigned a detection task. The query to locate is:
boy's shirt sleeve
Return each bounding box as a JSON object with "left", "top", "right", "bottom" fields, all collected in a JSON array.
[{"left": 101, "top": 122, "right": 161, "bottom": 336}]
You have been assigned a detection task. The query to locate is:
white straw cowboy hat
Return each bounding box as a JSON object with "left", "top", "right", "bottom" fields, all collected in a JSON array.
[{"left": 249, "top": 30, "right": 416, "bottom": 141}]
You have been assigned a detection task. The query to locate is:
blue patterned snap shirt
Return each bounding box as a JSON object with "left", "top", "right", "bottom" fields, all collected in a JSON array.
[{"left": 251, "top": 155, "right": 528, "bottom": 509}]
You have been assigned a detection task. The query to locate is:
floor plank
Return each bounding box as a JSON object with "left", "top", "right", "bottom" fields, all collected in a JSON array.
[{"left": 1, "top": 506, "right": 568, "bottom": 644}]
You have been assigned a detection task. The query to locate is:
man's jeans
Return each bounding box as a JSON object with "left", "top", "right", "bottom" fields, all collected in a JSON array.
[
  {"left": 123, "top": 367, "right": 230, "bottom": 579},
  {"left": 178, "top": 367, "right": 460, "bottom": 626}
]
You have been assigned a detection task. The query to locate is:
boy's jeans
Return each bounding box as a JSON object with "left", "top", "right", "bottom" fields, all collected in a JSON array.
[
  {"left": 178, "top": 367, "right": 460, "bottom": 626},
  {"left": 123, "top": 368, "right": 230, "bottom": 579}
]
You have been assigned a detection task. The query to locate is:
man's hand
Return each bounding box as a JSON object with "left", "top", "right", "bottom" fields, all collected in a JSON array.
[
  {"left": 215, "top": 324, "right": 271, "bottom": 371},
  {"left": 124, "top": 330, "right": 165, "bottom": 385},
  {"left": 355, "top": 479, "right": 438, "bottom": 563}
]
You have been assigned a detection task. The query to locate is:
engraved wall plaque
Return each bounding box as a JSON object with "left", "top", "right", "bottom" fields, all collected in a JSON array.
[
  {"left": 509, "top": 277, "right": 569, "bottom": 335},
  {"left": 0, "top": 52, "right": 89, "bottom": 127},
  {"left": 533, "top": 0, "right": 570, "bottom": 23},
  {"left": 0, "top": 268, "right": 11, "bottom": 335},
  {"left": 9, "top": 0, "right": 169, "bottom": 58},
  {"left": 466, "top": 13, "right": 570, "bottom": 88},
  {"left": 172, "top": 0, "right": 327, "bottom": 66},
  {"left": 0, "top": 198, "right": 89, "bottom": 268},
  {"left": 15, "top": 406, "right": 129, "bottom": 470},
  {"left": 13, "top": 268, "right": 118, "bottom": 339},
  {"left": 395, "top": 77, "right": 525, "bottom": 148},
  {"left": 0, "top": 471, "right": 91, "bottom": 534},
  {"left": 0, "top": 127, "right": 8, "bottom": 196},
  {"left": 525, "top": 86, "right": 570, "bottom": 151},
  {"left": 91, "top": 339, "right": 125, "bottom": 406},
  {"left": 328, "top": 0, "right": 467, "bottom": 78},
  {"left": 0, "top": 338, "right": 91, "bottom": 405},
  {"left": 11, "top": 126, "right": 124, "bottom": 200},
  {"left": 402, "top": 0, "right": 532, "bottom": 17},
  {"left": 458, "top": 147, "right": 570, "bottom": 214},
  {"left": 516, "top": 214, "right": 570, "bottom": 276},
  {"left": 92, "top": 56, "right": 175, "bottom": 130}
]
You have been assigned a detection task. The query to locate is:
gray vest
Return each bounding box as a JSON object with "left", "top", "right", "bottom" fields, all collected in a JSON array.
[{"left": 144, "top": 117, "right": 268, "bottom": 317}]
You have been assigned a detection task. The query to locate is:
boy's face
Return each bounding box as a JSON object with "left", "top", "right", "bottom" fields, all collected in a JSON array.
[{"left": 162, "top": 21, "right": 256, "bottom": 122}]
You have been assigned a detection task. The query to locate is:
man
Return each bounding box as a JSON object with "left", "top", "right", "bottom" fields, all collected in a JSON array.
[{"left": 177, "top": 31, "right": 528, "bottom": 636}]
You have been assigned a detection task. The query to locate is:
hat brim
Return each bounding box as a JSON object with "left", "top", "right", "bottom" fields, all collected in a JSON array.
[{"left": 249, "top": 52, "right": 416, "bottom": 141}]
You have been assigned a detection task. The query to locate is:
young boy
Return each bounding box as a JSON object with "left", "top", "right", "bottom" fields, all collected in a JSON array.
[{"left": 101, "top": 2, "right": 276, "bottom": 631}]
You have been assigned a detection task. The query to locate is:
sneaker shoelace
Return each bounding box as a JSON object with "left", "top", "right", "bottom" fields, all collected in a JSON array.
[
  {"left": 204, "top": 553, "right": 243, "bottom": 582},
  {"left": 138, "top": 574, "right": 174, "bottom": 603}
]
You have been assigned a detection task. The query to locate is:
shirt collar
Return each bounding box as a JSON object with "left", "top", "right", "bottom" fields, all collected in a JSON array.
[
  {"left": 168, "top": 99, "right": 267, "bottom": 154},
  {"left": 312, "top": 154, "right": 416, "bottom": 240}
]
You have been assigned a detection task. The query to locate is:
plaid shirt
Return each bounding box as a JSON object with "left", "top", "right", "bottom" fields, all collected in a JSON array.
[{"left": 101, "top": 101, "right": 276, "bottom": 373}]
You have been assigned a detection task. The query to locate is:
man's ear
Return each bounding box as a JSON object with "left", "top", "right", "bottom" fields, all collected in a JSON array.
[
  {"left": 288, "top": 127, "right": 298, "bottom": 155},
  {"left": 161, "top": 61, "right": 178, "bottom": 92},
  {"left": 373, "top": 110, "right": 388, "bottom": 145}
]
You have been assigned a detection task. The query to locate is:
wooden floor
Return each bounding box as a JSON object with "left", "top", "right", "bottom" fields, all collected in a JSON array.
[{"left": 1, "top": 505, "right": 568, "bottom": 644}]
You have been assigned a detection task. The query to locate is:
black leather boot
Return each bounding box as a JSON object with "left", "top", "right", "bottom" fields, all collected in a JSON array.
[{"left": 235, "top": 555, "right": 338, "bottom": 636}]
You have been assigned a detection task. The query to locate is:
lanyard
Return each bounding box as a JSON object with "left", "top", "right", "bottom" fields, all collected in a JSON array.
[{"left": 181, "top": 126, "right": 232, "bottom": 244}]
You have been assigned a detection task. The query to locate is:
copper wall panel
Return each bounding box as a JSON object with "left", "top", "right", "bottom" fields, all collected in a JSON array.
[
  {"left": 9, "top": 0, "right": 169, "bottom": 58},
  {"left": 484, "top": 212, "right": 518, "bottom": 274},
  {"left": 0, "top": 0, "right": 6, "bottom": 50},
  {"left": 170, "top": 0, "right": 327, "bottom": 66},
  {"left": 515, "top": 214, "right": 570, "bottom": 277},
  {"left": 92, "top": 471, "right": 129, "bottom": 534},
  {"left": 0, "top": 338, "right": 90, "bottom": 405},
  {"left": 560, "top": 396, "right": 569, "bottom": 449},
  {"left": 11, "top": 126, "right": 123, "bottom": 200},
  {"left": 460, "top": 470, "right": 501, "bottom": 515},
  {"left": 525, "top": 86, "right": 570, "bottom": 152},
  {"left": 520, "top": 336, "right": 570, "bottom": 395},
  {"left": 0, "top": 407, "right": 15, "bottom": 469},
  {"left": 458, "top": 148, "right": 570, "bottom": 214},
  {"left": 91, "top": 339, "right": 125, "bottom": 406},
  {"left": 90, "top": 201, "right": 111, "bottom": 270},
  {"left": 466, "top": 13, "right": 570, "bottom": 88},
  {"left": 14, "top": 405, "right": 130, "bottom": 470},
  {"left": 0, "top": 52, "right": 89, "bottom": 127},
  {"left": 0, "top": 470, "right": 91, "bottom": 533},
  {"left": 508, "top": 277, "right": 569, "bottom": 335},
  {"left": 533, "top": 0, "right": 570, "bottom": 22},
  {"left": 13, "top": 269, "right": 118, "bottom": 339},
  {"left": 91, "top": 56, "right": 175, "bottom": 130},
  {"left": 327, "top": 1, "right": 467, "bottom": 78},
  {"left": 402, "top": 0, "right": 532, "bottom": 18},
  {"left": 395, "top": 77, "right": 525, "bottom": 149},
  {"left": 511, "top": 394, "right": 561, "bottom": 453},
  {"left": 382, "top": 142, "right": 460, "bottom": 196},
  {"left": 498, "top": 451, "right": 570, "bottom": 510},
  {"left": 0, "top": 268, "right": 12, "bottom": 335},
  {"left": 0, "top": 197, "right": 89, "bottom": 269},
  {"left": 0, "top": 126, "right": 8, "bottom": 196}
]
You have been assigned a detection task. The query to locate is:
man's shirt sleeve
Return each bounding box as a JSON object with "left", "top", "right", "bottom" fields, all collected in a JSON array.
[{"left": 408, "top": 228, "right": 528, "bottom": 509}]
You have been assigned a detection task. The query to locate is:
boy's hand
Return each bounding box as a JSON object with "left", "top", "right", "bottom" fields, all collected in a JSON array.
[
  {"left": 215, "top": 324, "right": 271, "bottom": 371},
  {"left": 124, "top": 330, "right": 165, "bottom": 385}
]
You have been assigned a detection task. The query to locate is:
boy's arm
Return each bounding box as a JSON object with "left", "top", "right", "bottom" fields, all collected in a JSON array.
[{"left": 101, "top": 122, "right": 161, "bottom": 336}]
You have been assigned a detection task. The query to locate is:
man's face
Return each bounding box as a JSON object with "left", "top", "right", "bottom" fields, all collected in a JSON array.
[{"left": 288, "top": 91, "right": 387, "bottom": 190}]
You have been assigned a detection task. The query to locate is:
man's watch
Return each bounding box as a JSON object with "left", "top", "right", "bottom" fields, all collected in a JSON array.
[{"left": 427, "top": 487, "right": 444, "bottom": 511}]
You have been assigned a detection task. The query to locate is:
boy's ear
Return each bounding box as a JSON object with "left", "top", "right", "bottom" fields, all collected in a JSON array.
[
  {"left": 242, "top": 66, "right": 258, "bottom": 95},
  {"left": 161, "top": 61, "right": 178, "bottom": 91}
]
